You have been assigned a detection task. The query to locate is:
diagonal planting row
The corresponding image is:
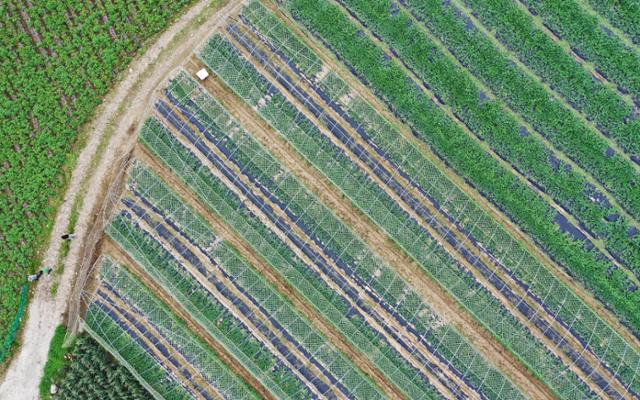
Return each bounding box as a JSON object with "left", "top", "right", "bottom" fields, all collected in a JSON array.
[
  {"left": 457, "top": 0, "right": 640, "bottom": 157},
  {"left": 217, "top": 16, "right": 636, "bottom": 397},
  {"left": 107, "top": 172, "right": 387, "bottom": 399},
  {"left": 278, "top": 0, "right": 640, "bottom": 340},
  {"left": 143, "top": 89, "right": 528, "bottom": 400},
  {"left": 232, "top": 4, "right": 640, "bottom": 396},
  {"left": 516, "top": 0, "right": 640, "bottom": 103},
  {"left": 85, "top": 256, "right": 259, "bottom": 400},
  {"left": 195, "top": 31, "right": 614, "bottom": 398},
  {"left": 334, "top": 0, "right": 640, "bottom": 280},
  {"left": 127, "top": 161, "right": 447, "bottom": 400},
  {"left": 400, "top": 0, "right": 640, "bottom": 167},
  {"left": 163, "top": 70, "right": 515, "bottom": 400}
]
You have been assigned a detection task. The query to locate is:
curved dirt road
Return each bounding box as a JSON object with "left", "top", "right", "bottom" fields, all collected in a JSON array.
[{"left": 0, "top": 1, "right": 243, "bottom": 398}]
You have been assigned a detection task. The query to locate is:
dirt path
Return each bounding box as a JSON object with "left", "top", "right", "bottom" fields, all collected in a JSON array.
[{"left": 0, "top": 1, "right": 244, "bottom": 398}]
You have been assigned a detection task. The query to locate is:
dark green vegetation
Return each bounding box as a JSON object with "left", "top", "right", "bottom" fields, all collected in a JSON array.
[
  {"left": 344, "top": 0, "right": 640, "bottom": 280},
  {"left": 285, "top": 0, "right": 640, "bottom": 334},
  {"left": 519, "top": 0, "right": 640, "bottom": 99},
  {"left": 0, "top": 0, "right": 193, "bottom": 356},
  {"left": 51, "top": 332, "right": 150, "bottom": 400},
  {"left": 40, "top": 325, "right": 70, "bottom": 399},
  {"left": 462, "top": 0, "right": 640, "bottom": 156},
  {"left": 586, "top": 0, "right": 640, "bottom": 46}
]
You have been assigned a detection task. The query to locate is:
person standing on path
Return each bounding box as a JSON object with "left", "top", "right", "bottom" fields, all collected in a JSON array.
[
  {"left": 61, "top": 233, "right": 75, "bottom": 240},
  {"left": 27, "top": 267, "right": 52, "bottom": 282}
]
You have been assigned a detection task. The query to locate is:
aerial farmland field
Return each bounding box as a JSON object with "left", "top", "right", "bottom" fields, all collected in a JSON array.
[{"left": 2, "top": 0, "right": 639, "bottom": 399}]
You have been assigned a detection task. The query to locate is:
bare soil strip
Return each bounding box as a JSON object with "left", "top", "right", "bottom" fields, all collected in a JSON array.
[
  {"left": 260, "top": 0, "right": 640, "bottom": 350},
  {"left": 189, "top": 59, "right": 556, "bottom": 400},
  {"left": 104, "top": 238, "right": 274, "bottom": 400},
  {"left": 134, "top": 145, "right": 405, "bottom": 400}
]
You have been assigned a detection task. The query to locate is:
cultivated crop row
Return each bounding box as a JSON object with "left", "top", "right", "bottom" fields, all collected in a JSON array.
[
  {"left": 86, "top": 256, "right": 257, "bottom": 400},
  {"left": 338, "top": 0, "right": 640, "bottom": 276},
  {"left": 236, "top": 4, "right": 640, "bottom": 394},
  {"left": 136, "top": 118, "right": 390, "bottom": 399},
  {"left": 460, "top": 0, "right": 640, "bottom": 157},
  {"left": 280, "top": 0, "right": 640, "bottom": 338},
  {"left": 198, "top": 32, "right": 605, "bottom": 399},
  {"left": 518, "top": 0, "right": 640, "bottom": 101},
  {"left": 165, "top": 70, "right": 529, "bottom": 399}
]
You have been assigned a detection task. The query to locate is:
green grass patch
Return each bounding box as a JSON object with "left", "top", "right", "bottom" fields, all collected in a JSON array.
[{"left": 40, "top": 325, "right": 73, "bottom": 400}]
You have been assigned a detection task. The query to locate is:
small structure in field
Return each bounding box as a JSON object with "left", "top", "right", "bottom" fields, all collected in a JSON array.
[{"left": 196, "top": 68, "right": 209, "bottom": 80}]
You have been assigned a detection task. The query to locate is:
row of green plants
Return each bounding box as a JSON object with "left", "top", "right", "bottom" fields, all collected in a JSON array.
[
  {"left": 85, "top": 304, "right": 192, "bottom": 400},
  {"left": 139, "top": 115, "right": 389, "bottom": 400},
  {"left": 168, "top": 70, "right": 523, "bottom": 399},
  {"left": 99, "top": 256, "right": 262, "bottom": 400},
  {"left": 0, "top": 0, "right": 193, "bottom": 349},
  {"left": 461, "top": 0, "right": 640, "bottom": 156},
  {"left": 341, "top": 0, "right": 640, "bottom": 275},
  {"left": 107, "top": 186, "right": 312, "bottom": 400},
  {"left": 282, "top": 0, "right": 640, "bottom": 337},
  {"left": 141, "top": 106, "right": 457, "bottom": 399},
  {"left": 234, "top": 12, "right": 640, "bottom": 385},
  {"left": 401, "top": 0, "right": 640, "bottom": 217},
  {"left": 200, "top": 33, "right": 596, "bottom": 399},
  {"left": 519, "top": 0, "right": 640, "bottom": 99},
  {"left": 50, "top": 331, "right": 150, "bottom": 400},
  {"left": 585, "top": 0, "right": 640, "bottom": 47}
]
